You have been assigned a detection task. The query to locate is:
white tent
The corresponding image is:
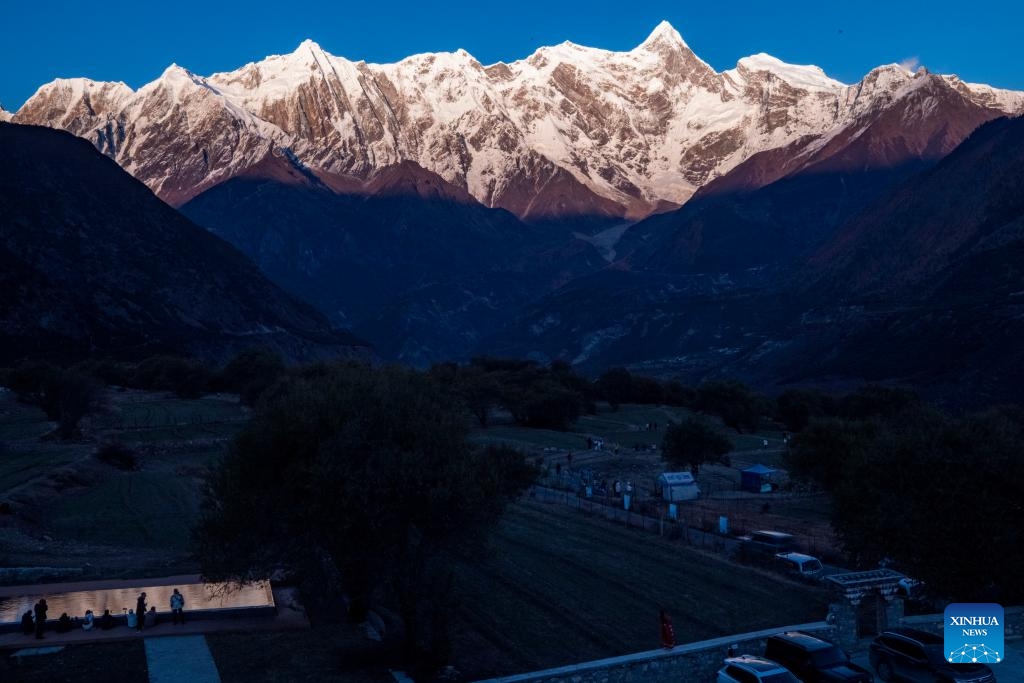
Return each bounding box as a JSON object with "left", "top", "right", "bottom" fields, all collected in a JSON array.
[{"left": 657, "top": 471, "right": 700, "bottom": 501}]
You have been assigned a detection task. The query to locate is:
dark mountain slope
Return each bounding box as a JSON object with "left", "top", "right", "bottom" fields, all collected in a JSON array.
[
  {"left": 181, "top": 165, "right": 606, "bottom": 364},
  {"left": 807, "top": 115, "right": 1024, "bottom": 298},
  {"left": 0, "top": 123, "right": 367, "bottom": 364},
  {"left": 776, "top": 116, "right": 1024, "bottom": 403},
  {"left": 484, "top": 116, "right": 1024, "bottom": 406}
]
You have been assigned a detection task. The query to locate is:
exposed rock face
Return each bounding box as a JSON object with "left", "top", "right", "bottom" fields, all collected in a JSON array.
[{"left": 15, "top": 22, "right": 1023, "bottom": 220}]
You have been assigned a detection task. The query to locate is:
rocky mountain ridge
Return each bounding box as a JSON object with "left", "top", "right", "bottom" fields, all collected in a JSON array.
[{"left": 14, "top": 22, "right": 1024, "bottom": 219}]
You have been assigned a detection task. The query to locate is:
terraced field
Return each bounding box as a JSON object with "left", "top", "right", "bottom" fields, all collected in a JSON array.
[
  {"left": 0, "top": 390, "right": 245, "bottom": 574},
  {"left": 451, "top": 499, "right": 828, "bottom": 679}
]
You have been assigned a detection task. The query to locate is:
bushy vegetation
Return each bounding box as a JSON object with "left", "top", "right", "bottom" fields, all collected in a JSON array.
[
  {"left": 786, "top": 400, "right": 1024, "bottom": 602},
  {"left": 94, "top": 443, "right": 138, "bottom": 471},
  {"left": 209, "top": 348, "right": 286, "bottom": 405},
  {"left": 662, "top": 415, "right": 733, "bottom": 474},
  {"left": 193, "top": 362, "right": 537, "bottom": 672},
  {"left": 2, "top": 361, "right": 102, "bottom": 438}
]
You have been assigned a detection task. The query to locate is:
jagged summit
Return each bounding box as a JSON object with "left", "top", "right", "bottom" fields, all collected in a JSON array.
[
  {"left": 296, "top": 38, "right": 324, "bottom": 52},
  {"left": 12, "top": 28, "right": 1024, "bottom": 217},
  {"left": 636, "top": 20, "right": 689, "bottom": 51}
]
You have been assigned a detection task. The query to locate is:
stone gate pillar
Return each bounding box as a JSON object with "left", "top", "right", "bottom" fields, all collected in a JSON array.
[
  {"left": 828, "top": 595, "right": 861, "bottom": 653},
  {"left": 825, "top": 569, "right": 906, "bottom": 652},
  {"left": 880, "top": 587, "right": 904, "bottom": 631}
]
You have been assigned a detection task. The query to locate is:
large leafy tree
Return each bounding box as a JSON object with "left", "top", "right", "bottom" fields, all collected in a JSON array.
[
  {"left": 694, "top": 380, "right": 761, "bottom": 432},
  {"left": 788, "top": 405, "right": 1024, "bottom": 602},
  {"left": 662, "top": 415, "right": 733, "bottom": 474},
  {"left": 194, "top": 362, "right": 535, "bottom": 664}
]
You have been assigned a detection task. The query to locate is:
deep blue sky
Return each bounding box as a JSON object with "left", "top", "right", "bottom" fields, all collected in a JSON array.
[{"left": 2, "top": 1, "right": 1021, "bottom": 111}]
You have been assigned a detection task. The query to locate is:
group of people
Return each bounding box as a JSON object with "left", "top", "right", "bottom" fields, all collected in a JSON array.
[{"left": 19, "top": 589, "right": 187, "bottom": 638}]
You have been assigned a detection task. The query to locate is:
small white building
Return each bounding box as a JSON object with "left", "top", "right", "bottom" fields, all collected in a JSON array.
[{"left": 657, "top": 471, "right": 700, "bottom": 502}]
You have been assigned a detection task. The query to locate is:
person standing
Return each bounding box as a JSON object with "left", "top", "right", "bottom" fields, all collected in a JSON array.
[
  {"left": 170, "top": 588, "right": 185, "bottom": 625},
  {"left": 659, "top": 609, "right": 675, "bottom": 649},
  {"left": 34, "top": 598, "right": 48, "bottom": 639},
  {"left": 136, "top": 592, "right": 147, "bottom": 632}
]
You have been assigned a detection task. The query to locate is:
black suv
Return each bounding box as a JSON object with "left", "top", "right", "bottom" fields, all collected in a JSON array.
[
  {"left": 764, "top": 631, "right": 871, "bottom": 682},
  {"left": 869, "top": 628, "right": 996, "bottom": 682}
]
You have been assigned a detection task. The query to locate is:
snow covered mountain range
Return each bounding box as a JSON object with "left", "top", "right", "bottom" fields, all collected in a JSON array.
[{"left": 13, "top": 21, "right": 1024, "bottom": 220}]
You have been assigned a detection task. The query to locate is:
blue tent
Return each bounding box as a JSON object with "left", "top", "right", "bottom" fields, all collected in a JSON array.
[{"left": 740, "top": 464, "right": 777, "bottom": 493}]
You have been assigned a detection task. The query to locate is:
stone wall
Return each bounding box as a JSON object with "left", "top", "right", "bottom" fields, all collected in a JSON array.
[
  {"left": 474, "top": 622, "right": 830, "bottom": 683},
  {"left": 901, "top": 606, "right": 1024, "bottom": 640}
]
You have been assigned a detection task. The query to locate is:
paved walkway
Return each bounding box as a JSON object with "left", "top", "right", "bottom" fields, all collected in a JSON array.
[{"left": 145, "top": 635, "right": 220, "bottom": 683}]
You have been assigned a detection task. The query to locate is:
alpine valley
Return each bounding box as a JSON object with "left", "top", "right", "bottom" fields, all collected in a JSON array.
[{"left": 7, "top": 22, "right": 1024, "bottom": 401}]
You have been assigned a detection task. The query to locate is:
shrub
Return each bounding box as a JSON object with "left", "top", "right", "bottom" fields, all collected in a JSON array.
[{"left": 95, "top": 443, "right": 137, "bottom": 471}]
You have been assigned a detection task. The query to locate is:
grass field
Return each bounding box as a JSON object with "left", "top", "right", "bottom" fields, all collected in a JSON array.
[
  {"left": 45, "top": 471, "right": 202, "bottom": 550},
  {"left": 108, "top": 396, "right": 248, "bottom": 429},
  {"left": 0, "top": 445, "right": 84, "bottom": 493},
  {"left": 101, "top": 395, "right": 249, "bottom": 445},
  {"left": 0, "top": 639, "right": 147, "bottom": 682},
  {"left": 0, "top": 393, "right": 88, "bottom": 494},
  {"left": 0, "top": 397, "right": 54, "bottom": 442},
  {"left": 0, "top": 628, "right": 394, "bottom": 683},
  {"left": 207, "top": 628, "right": 395, "bottom": 683},
  {"left": 0, "top": 390, "right": 239, "bottom": 573},
  {"left": 450, "top": 499, "right": 828, "bottom": 679}
]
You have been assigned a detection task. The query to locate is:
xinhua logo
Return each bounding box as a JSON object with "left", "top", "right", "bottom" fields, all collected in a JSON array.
[{"left": 944, "top": 603, "right": 1004, "bottom": 664}]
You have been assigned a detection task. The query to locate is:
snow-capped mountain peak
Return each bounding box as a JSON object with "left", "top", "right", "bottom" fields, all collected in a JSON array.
[
  {"left": 12, "top": 24, "right": 1024, "bottom": 218},
  {"left": 296, "top": 38, "right": 324, "bottom": 53},
  {"left": 636, "top": 20, "right": 689, "bottom": 51},
  {"left": 730, "top": 53, "right": 846, "bottom": 91}
]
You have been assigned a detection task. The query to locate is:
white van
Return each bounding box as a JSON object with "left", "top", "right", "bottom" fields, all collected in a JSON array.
[{"left": 774, "top": 552, "right": 823, "bottom": 578}]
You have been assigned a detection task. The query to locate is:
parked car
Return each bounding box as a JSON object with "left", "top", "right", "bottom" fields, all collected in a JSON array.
[
  {"left": 764, "top": 631, "right": 871, "bottom": 682},
  {"left": 869, "top": 628, "right": 996, "bottom": 682},
  {"left": 774, "top": 553, "right": 824, "bottom": 581},
  {"left": 739, "top": 530, "right": 798, "bottom": 562},
  {"left": 717, "top": 655, "right": 801, "bottom": 683}
]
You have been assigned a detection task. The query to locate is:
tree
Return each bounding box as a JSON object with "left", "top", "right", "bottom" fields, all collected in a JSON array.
[
  {"left": 786, "top": 418, "right": 876, "bottom": 492},
  {"left": 54, "top": 371, "right": 102, "bottom": 438},
  {"left": 4, "top": 363, "right": 100, "bottom": 439},
  {"left": 663, "top": 380, "right": 696, "bottom": 408},
  {"left": 193, "top": 363, "right": 535, "bottom": 667},
  {"left": 630, "top": 376, "right": 665, "bottom": 405},
  {"left": 133, "top": 355, "right": 211, "bottom": 398},
  {"left": 596, "top": 367, "right": 633, "bottom": 411},
  {"left": 694, "top": 380, "right": 761, "bottom": 432},
  {"left": 838, "top": 384, "right": 919, "bottom": 421},
  {"left": 794, "top": 404, "right": 1024, "bottom": 603},
  {"left": 453, "top": 365, "right": 502, "bottom": 428},
  {"left": 549, "top": 360, "right": 598, "bottom": 414},
  {"left": 213, "top": 348, "right": 285, "bottom": 405},
  {"left": 662, "top": 415, "right": 733, "bottom": 474},
  {"left": 775, "top": 388, "right": 835, "bottom": 433},
  {"left": 503, "top": 381, "right": 582, "bottom": 430}
]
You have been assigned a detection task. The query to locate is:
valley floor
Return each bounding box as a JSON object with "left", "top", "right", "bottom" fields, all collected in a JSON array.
[{"left": 0, "top": 393, "right": 830, "bottom": 679}]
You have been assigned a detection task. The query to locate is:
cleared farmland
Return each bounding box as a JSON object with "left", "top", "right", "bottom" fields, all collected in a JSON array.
[{"left": 451, "top": 498, "right": 828, "bottom": 679}]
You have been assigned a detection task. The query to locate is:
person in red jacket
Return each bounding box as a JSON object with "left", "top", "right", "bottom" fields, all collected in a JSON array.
[{"left": 660, "top": 609, "right": 675, "bottom": 649}]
